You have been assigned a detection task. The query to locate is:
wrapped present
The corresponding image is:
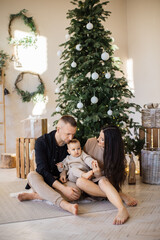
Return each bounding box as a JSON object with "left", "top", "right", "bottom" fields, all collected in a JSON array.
[
  {"left": 22, "top": 116, "right": 48, "bottom": 138},
  {"left": 142, "top": 103, "right": 160, "bottom": 128}
]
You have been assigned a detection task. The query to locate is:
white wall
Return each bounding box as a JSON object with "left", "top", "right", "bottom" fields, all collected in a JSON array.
[
  {"left": 0, "top": 0, "right": 128, "bottom": 154},
  {"left": 127, "top": 0, "right": 160, "bottom": 123}
]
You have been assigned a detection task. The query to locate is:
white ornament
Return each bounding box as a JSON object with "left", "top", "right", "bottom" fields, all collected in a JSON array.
[
  {"left": 86, "top": 22, "right": 93, "bottom": 30},
  {"left": 77, "top": 101, "right": 83, "bottom": 109},
  {"left": 92, "top": 72, "right": 99, "bottom": 80},
  {"left": 71, "top": 61, "right": 77, "bottom": 68},
  {"left": 86, "top": 72, "right": 91, "bottom": 78},
  {"left": 107, "top": 109, "right": 113, "bottom": 116},
  {"left": 121, "top": 121, "right": 127, "bottom": 128},
  {"left": 55, "top": 87, "right": 60, "bottom": 94},
  {"left": 101, "top": 52, "right": 109, "bottom": 61},
  {"left": 91, "top": 96, "right": 98, "bottom": 104},
  {"left": 57, "top": 50, "right": 62, "bottom": 57},
  {"left": 76, "top": 44, "right": 82, "bottom": 51},
  {"left": 65, "top": 34, "right": 70, "bottom": 40},
  {"left": 56, "top": 106, "right": 61, "bottom": 112},
  {"left": 105, "top": 72, "right": 111, "bottom": 79}
]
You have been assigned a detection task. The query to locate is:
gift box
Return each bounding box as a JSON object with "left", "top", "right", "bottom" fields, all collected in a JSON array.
[
  {"left": 22, "top": 116, "right": 48, "bottom": 138},
  {"left": 142, "top": 103, "right": 160, "bottom": 128}
]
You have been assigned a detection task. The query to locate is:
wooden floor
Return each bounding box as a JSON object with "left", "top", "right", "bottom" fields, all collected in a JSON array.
[{"left": 0, "top": 168, "right": 160, "bottom": 240}]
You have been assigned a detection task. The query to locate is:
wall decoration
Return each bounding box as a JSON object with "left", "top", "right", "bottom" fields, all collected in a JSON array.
[
  {"left": 14, "top": 71, "right": 45, "bottom": 102},
  {"left": 0, "top": 50, "right": 9, "bottom": 70},
  {"left": 8, "top": 9, "right": 37, "bottom": 48}
]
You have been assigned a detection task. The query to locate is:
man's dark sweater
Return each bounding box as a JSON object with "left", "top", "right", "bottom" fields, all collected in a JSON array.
[{"left": 34, "top": 130, "right": 68, "bottom": 187}]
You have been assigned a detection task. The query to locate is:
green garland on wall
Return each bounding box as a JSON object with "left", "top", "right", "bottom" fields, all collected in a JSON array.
[
  {"left": 15, "top": 72, "right": 45, "bottom": 102},
  {"left": 8, "top": 9, "right": 37, "bottom": 48},
  {"left": 0, "top": 50, "right": 9, "bottom": 70}
]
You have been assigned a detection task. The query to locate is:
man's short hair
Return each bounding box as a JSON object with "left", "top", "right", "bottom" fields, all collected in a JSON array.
[{"left": 60, "top": 115, "right": 77, "bottom": 127}]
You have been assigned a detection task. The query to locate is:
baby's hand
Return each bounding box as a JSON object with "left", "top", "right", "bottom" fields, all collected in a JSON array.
[
  {"left": 56, "top": 162, "right": 63, "bottom": 168},
  {"left": 60, "top": 174, "right": 67, "bottom": 183},
  {"left": 56, "top": 162, "right": 64, "bottom": 172},
  {"left": 91, "top": 160, "right": 98, "bottom": 169}
]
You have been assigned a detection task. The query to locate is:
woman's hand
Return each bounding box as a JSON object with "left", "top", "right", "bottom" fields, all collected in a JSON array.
[{"left": 92, "top": 160, "right": 102, "bottom": 178}]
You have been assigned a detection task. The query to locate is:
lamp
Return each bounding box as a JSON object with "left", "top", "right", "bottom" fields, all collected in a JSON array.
[
  {"left": 15, "top": 61, "right": 22, "bottom": 68},
  {"left": 10, "top": 54, "right": 17, "bottom": 61}
]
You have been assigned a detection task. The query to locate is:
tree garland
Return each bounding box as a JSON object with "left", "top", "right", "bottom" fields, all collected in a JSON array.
[
  {"left": 8, "top": 9, "right": 37, "bottom": 48},
  {"left": 15, "top": 72, "right": 45, "bottom": 102}
]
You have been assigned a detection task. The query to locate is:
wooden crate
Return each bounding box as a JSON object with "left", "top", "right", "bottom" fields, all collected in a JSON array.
[
  {"left": 16, "top": 138, "right": 36, "bottom": 179},
  {"left": 139, "top": 128, "right": 160, "bottom": 149},
  {"left": 139, "top": 128, "right": 160, "bottom": 176}
]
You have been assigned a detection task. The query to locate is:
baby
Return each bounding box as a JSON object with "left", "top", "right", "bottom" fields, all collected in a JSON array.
[{"left": 57, "top": 139, "right": 98, "bottom": 183}]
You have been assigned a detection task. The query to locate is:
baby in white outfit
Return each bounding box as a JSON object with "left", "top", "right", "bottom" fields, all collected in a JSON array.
[{"left": 57, "top": 139, "right": 98, "bottom": 183}]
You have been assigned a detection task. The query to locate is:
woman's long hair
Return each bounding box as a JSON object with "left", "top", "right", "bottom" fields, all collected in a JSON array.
[{"left": 102, "top": 125, "right": 127, "bottom": 192}]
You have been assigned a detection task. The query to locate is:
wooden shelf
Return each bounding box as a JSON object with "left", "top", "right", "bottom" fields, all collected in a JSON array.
[{"left": 0, "top": 69, "right": 6, "bottom": 152}]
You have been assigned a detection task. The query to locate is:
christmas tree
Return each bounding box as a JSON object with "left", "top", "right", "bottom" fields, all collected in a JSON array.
[{"left": 52, "top": 0, "right": 143, "bottom": 154}]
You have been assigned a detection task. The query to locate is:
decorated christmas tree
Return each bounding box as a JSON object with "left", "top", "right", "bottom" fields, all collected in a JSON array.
[{"left": 52, "top": 0, "right": 143, "bottom": 154}]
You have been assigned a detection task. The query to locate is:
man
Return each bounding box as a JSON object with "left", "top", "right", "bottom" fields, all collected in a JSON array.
[{"left": 18, "top": 115, "right": 81, "bottom": 215}]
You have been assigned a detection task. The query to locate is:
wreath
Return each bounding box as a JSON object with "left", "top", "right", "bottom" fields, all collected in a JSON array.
[
  {"left": 8, "top": 9, "right": 37, "bottom": 48},
  {"left": 15, "top": 72, "right": 45, "bottom": 102}
]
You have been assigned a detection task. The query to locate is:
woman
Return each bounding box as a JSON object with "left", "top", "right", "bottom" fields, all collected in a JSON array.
[{"left": 76, "top": 125, "right": 137, "bottom": 225}]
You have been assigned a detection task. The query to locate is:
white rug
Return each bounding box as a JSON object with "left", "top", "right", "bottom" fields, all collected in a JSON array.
[{"left": 0, "top": 181, "right": 115, "bottom": 224}]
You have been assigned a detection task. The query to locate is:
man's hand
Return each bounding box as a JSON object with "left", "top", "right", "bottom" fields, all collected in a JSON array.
[
  {"left": 62, "top": 186, "right": 81, "bottom": 201},
  {"left": 52, "top": 180, "right": 81, "bottom": 201}
]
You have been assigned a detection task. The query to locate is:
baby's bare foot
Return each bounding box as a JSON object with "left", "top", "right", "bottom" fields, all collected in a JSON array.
[
  {"left": 82, "top": 170, "right": 93, "bottom": 180},
  {"left": 113, "top": 207, "right": 129, "bottom": 225}
]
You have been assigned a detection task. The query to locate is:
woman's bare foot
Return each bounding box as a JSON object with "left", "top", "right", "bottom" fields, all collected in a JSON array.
[
  {"left": 119, "top": 192, "right": 138, "bottom": 206},
  {"left": 113, "top": 207, "right": 129, "bottom": 225},
  {"left": 60, "top": 200, "right": 78, "bottom": 215},
  {"left": 18, "top": 192, "right": 43, "bottom": 201},
  {"left": 82, "top": 170, "right": 93, "bottom": 180}
]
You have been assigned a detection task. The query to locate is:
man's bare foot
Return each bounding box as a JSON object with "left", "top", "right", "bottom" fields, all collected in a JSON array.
[
  {"left": 60, "top": 200, "right": 78, "bottom": 215},
  {"left": 18, "top": 192, "right": 43, "bottom": 202},
  {"left": 82, "top": 170, "right": 93, "bottom": 180},
  {"left": 119, "top": 192, "right": 138, "bottom": 206},
  {"left": 113, "top": 207, "right": 129, "bottom": 225}
]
